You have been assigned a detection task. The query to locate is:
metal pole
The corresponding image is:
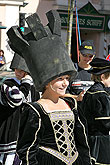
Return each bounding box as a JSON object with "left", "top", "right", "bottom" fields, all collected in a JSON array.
[{"left": 66, "top": 0, "right": 75, "bottom": 57}]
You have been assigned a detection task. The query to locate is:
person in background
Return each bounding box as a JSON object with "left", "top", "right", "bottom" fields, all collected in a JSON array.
[
  {"left": 0, "top": 49, "right": 6, "bottom": 67},
  {"left": 65, "top": 40, "right": 96, "bottom": 129},
  {"left": 0, "top": 53, "right": 40, "bottom": 165},
  {"left": 81, "top": 57, "right": 110, "bottom": 164},
  {"left": 7, "top": 10, "right": 92, "bottom": 165},
  {"left": 67, "top": 40, "right": 96, "bottom": 98},
  {"left": 1, "top": 52, "right": 40, "bottom": 106}
]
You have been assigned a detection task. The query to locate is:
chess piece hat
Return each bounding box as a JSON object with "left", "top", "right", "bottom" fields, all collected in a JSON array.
[
  {"left": 10, "top": 53, "right": 30, "bottom": 73},
  {"left": 7, "top": 10, "right": 77, "bottom": 91}
]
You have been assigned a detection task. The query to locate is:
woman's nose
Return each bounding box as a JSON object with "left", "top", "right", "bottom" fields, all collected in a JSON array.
[{"left": 63, "top": 79, "right": 69, "bottom": 86}]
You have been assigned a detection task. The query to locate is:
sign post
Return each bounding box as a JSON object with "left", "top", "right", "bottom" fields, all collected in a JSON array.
[{"left": 66, "top": 0, "right": 75, "bottom": 57}]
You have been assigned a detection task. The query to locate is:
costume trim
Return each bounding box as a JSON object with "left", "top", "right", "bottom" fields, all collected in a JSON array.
[
  {"left": 95, "top": 163, "right": 110, "bottom": 165},
  {"left": 95, "top": 117, "right": 110, "bottom": 120},
  {"left": 23, "top": 103, "right": 41, "bottom": 165},
  {"left": 48, "top": 110, "right": 78, "bottom": 164},
  {"left": 77, "top": 117, "right": 92, "bottom": 164},
  {"left": 39, "top": 146, "right": 78, "bottom": 165},
  {"left": 93, "top": 66, "right": 110, "bottom": 69},
  {"left": 87, "top": 91, "right": 108, "bottom": 95},
  {"left": 73, "top": 97, "right": 77, "bottom": 111},
  {"left": 0, "top": 141, "right": 17, "bottom": 153},
  {"left": 91, "top": 156, "right": 110, "bottom": 165}
]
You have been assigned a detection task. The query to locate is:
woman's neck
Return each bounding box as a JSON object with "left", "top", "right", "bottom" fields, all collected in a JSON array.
[
  {"left": 41, "top": 90, "right": 59, "bottom": 103},
  {"left": 78, "top": 62, "right": 91, "bottom": 70}
]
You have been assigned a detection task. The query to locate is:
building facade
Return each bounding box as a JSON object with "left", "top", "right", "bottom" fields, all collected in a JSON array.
[{"left": 0, "top": 0, "right": 110, "bottom": 66}]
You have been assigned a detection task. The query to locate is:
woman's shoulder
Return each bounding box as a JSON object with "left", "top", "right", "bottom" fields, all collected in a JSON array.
[
  {"left": 62, "top": 97, "right": 77, "bottom": 110},
  {"left": 21, "top": 101, "right": 44, "bottom": 117}
]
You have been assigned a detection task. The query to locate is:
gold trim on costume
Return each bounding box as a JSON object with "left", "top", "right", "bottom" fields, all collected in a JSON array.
[
  {"left": 39, "top": 146, "right": 78, "bottom": 165},
  {"left": 95, "top": 117, "right": 110, "bottom": 120},
  {"left": 48, "top": 110, "right": 77, "bottom": 164},
  {"left": 87, "top": 91, "right": 108, "bottom": 95},
  {"left": 92, "top": 156, "right": 110, "bottom": 165},
  {"left": 24, "top": 103, "right": 41, "bottom": 165},
  {"left": 92, "top": 66, "right": 110, "bottom": 69}
]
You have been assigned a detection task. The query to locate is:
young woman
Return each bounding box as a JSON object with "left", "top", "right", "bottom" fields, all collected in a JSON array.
[
  {"left": 7, "top": 9, "right": 92, "bottom": 165},
  {"left": 16, "top": 73, "right": 91, "bottom": 165},
  {"left": 81, "top": 57, "right": 110, "bottom": 164}
]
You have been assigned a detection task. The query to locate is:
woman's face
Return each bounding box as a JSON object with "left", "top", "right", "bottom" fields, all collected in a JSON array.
[
  {"left": 15, "top": 69, "right": 26, "bottom": 80},
  {"left": 47, "top": 75, "right": 70, "bottom": 96},
  {"left": 79, "top": 52, "right": 94, "bottom": 65},
  {"left": 0, "top": 51, "right": 4, "bottom": 56}
]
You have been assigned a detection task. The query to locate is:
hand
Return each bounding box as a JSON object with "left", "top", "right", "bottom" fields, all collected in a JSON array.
[{"left": 76, "top": 90, "right": 85, "bottom": 101}]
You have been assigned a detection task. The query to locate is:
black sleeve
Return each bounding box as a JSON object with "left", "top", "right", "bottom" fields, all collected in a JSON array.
[
  {"left": 17, "top": 103, "right": 41, "bottom": 165},
  {"left": 94, "top": 94, "right": 110, "bottom": 129},
  {"left": 74, "top": 108, "right": 92, "bottom": 165}
]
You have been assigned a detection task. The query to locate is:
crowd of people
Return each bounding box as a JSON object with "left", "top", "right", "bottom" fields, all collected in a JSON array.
[{"left": 0, "top": 9, "right": 110, "bottom": 165}]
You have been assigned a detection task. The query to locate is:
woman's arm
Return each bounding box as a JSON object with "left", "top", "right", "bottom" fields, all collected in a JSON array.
[{"left": 17, "top": 103, "right": 41, "bottom": 165}]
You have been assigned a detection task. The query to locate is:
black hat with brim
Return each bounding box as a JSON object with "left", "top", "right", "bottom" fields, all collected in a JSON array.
[{"left": 88, "top": 57, "right": 110, "bottom": 75}]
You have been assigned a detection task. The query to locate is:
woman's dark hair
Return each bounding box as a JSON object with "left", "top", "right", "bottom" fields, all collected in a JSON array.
[{"left": 0, "top": 49, "right": 4, "bottom": 56}]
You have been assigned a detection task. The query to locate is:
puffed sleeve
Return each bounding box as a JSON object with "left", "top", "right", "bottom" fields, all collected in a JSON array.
[{"left": 17, "top": 103, "right": 41, "bottom": 165}]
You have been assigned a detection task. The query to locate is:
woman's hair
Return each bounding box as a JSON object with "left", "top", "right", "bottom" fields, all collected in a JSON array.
[
  {"left": 0, "top": 49, "right": 4, "bottom": 56},
  {"left": 91, "top": 72, "right": 110, "bottom": 82}
]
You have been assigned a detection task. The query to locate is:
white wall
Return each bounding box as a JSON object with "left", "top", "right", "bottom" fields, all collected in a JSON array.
[
  {"left": 0, "top": 1, "right": 23, "bottom": 69},
  {"left": 20, "top": 0, "right": 39, "bottom": 14},
  {"left": 4, "top": 5, "right": 20, "bottom": 66},
  {"left": 36, "top": 0, "right": 56, "bottom": 25}
]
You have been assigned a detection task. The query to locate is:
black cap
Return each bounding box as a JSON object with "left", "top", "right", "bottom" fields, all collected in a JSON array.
[
  {"left": 88, "top": 58, "right": 110, "bottom": 75},
  {"left": 79, "top": 40, "right": 96, "bottom": 55}
]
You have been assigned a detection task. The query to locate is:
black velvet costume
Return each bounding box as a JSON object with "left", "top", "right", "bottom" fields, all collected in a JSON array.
[
  {"left": 16, "top": 98, "right": 91, "bottom": 165},
  {"left": 81, "top": 82, "right": 110, "bottom": 164}
]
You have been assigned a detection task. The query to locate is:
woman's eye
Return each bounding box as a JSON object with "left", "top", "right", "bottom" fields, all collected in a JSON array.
[
  {"left": 65, "top": 77, "right": 69, "bottom": 80},
  {"left": 57, "top": 76, "right": 70, "bottom": 81},
  {"left": 58, "top": 78, "right": 63, "bottom": 80}
]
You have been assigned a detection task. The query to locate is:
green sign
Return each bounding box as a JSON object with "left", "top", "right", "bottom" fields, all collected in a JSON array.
[{"left": 59, "top": 12, "right": 105, "bottom": 31}]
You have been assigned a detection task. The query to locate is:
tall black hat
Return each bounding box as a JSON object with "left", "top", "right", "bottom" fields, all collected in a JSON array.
[
  {"left": 7, "top": 10, "right": 77, "bottom": 91},
  {"left": 10, "top": 53, "right": 29, "bottom": 73},
  {"left": 88, "top": 57, "right": 110, "bottom": 75},
  {"left": 79, "top": 40, "right": 96, "bottom": 55}
]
